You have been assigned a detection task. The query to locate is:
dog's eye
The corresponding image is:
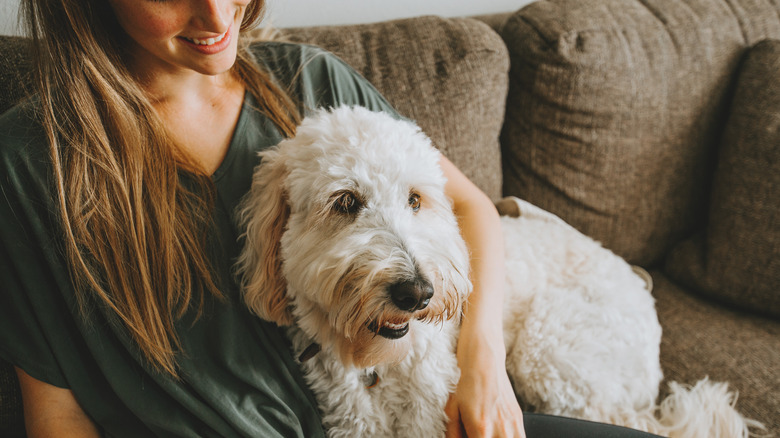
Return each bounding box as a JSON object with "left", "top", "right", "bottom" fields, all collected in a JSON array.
[
  {"left": 333, "top": 191, "right": 362, "bottom": 215},
  {"left": 408, "top": 193, "right": 421, "bottom": 212}
]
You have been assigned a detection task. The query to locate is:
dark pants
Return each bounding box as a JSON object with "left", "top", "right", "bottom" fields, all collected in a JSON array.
[{"left": 524, "top": 413, "right": 664, "bottom": 437}]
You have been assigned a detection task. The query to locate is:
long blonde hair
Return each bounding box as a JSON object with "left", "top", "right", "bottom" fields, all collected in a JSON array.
[{"left": 20, "top": 0, "right": 299, "bottom": 376}]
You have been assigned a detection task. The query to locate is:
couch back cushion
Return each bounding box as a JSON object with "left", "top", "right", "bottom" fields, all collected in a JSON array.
[
  {"left": 282, "top": 16, "right": 510, "bottom": 200},
  {"left": 500, "top": 0, "right": 780, "bottom": 265},
  {"left": 666, "top": 39, "right": 780, "bottom": 318},
  {"left": 0, "top": 36, "right": 32, "bottom": 116}
]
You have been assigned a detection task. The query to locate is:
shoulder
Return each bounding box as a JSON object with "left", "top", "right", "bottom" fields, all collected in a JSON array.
[
  {"left": 246, "top": 40, "right": 321, "bottom": 67},
  {"left": 245, "top": 40, "right": 398, "bottom": 115},
  {"left": 0, "top": 97, "right": 55, "bottom": 226},
  {"left": 245, "top": 40, "right": 340, "bottom": 80}
]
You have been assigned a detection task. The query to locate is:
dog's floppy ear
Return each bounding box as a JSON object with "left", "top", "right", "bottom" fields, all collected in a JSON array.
[{"left": 237, "top": 148, "right": 294, "bottom": 326}]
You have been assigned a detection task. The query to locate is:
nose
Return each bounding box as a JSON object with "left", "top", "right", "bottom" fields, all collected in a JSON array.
[
  {"left": 389, "top": 278, "right": 434, "bottom": 312},
  {"left": 193, "top": 0, "right": 231, "bottom": 33}
]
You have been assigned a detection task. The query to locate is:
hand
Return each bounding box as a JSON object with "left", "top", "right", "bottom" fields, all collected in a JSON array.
[{"left": 444, "top": 328, "right": 525, "bottom": 438}]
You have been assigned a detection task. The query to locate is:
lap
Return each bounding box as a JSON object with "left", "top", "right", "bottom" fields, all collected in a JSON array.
[{"left": 524, "top": 413, "right": 663, "bottom": 438}]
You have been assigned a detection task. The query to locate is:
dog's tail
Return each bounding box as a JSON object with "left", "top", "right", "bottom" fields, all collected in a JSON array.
[{"left": 631, "top": 377, "right": 768, "bottom": 438}]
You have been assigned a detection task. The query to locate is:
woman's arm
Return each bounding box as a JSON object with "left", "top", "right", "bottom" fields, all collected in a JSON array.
[
  {"left": 15, "top": 367, "right": 101, "bottom": 438},
  {"left": 439, "top": 156, "right": 525, "bottom": 438}
]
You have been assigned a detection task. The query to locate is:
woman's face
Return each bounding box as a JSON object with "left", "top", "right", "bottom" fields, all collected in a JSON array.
[{"left": 107, "top": 0, "right": 252, "bottom": 78}]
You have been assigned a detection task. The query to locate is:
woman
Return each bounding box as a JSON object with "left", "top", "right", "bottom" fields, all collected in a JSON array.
[{"left": 0, "top": 0, "right": 659, "bottom": 436}]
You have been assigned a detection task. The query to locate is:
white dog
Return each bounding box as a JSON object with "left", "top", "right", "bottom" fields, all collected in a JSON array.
[{"left": 236, "top": 106, "right": 762, "bottom": 438}]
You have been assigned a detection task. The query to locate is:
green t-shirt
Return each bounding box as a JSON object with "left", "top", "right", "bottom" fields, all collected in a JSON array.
[{"left": 0, "top": 42, "right": 396, "bottom": 437}]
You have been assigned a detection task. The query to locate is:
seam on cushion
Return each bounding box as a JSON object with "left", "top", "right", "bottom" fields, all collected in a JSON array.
[{"left": 516, "top": 15, "right": 556, "bottom": 50}]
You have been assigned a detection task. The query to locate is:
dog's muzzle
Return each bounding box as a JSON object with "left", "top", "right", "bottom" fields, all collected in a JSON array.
[{"left": 366, "top": 277, "right": 434, "bottom": 340}]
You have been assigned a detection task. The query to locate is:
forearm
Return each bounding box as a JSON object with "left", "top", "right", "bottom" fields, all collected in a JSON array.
[
  {"left": 439, "top": 155, "right": 506, "bottom": 344},
  {"left": 456, "top": 195, "right": 506, "bottom": 342},
  {"left": 440, "top": 155, "right": 525, "bottom": 437}
]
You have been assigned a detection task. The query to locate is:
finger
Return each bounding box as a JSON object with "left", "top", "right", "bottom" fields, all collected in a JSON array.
[
  {"left": 498, "top": 401, "right": 526, "bottom": 438},
  {"left": 444, "top": 395, "right": 464, "bottom": 438},
  {"left": 462, "top": 416, "right": 490, "bottom": 438},
  {"left": 446, "top": 419, "right": 465, "bottom": 438}
]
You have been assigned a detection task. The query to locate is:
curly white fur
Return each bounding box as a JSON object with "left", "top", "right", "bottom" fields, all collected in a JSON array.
[{"left": 236, "top": 106, "right": 764, "bottom": 438}]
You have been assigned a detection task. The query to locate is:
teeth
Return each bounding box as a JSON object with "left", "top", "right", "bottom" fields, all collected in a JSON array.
[
  {"left": 186, "top": 31, "right": 226, "bottom": 46},
  {"left": 382, "top": 321, "right": 408, "bottom": 330}
]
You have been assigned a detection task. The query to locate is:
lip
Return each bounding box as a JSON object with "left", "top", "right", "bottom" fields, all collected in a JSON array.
[
  {"left": 367, "top": 319, "right": 411, "bottom": 340},
  {"left": 178, "top": 24, "right": 232, "bottom": 55}
]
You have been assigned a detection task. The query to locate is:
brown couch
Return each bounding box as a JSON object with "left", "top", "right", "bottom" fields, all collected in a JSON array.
[{"left": 1, "top": 0, "right": 778, "bottom": 435}]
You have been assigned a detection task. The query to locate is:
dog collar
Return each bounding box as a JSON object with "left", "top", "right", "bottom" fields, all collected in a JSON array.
[
  {"left": 365, "top": 371, "right": 380, "bottom": 389},
  {"left": 298, "top": 342, "right": 380, "bottom": 389},
  {"left": 298, "top": 343, "right": 321, "bottom": 362}
]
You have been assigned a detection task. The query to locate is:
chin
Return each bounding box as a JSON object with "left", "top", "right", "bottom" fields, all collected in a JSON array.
[
  {"left": 338, "top": 325, "right": 415, "bottom": 369},
  {"left": 187, "top": 48, "right": 241, "bottom": 77}
]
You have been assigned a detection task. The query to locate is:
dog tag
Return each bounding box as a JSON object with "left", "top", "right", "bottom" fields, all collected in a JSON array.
[{"left": 365, "top": 371, "right": 379, "bottom": 389}]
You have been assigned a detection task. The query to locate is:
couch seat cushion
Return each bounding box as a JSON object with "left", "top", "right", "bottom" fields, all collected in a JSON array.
[{"left": 651, "top": 271, "right": 780, "bottom": 434}]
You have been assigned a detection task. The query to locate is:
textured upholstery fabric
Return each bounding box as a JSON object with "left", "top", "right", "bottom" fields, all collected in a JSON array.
[
  {"left": 651, "top": 270, "right": 780, "bottom": 433},
  {"left": 0, "top": 361, "right": 23, "bottom": 438},
  {"left": 500, "top": 0, "right": 780, "bottom": 265},
  {"left": 666, "top": 39, "right": 780, "bottom": 318},
  {"left": 0, "top": 36, "right": 32, "bottom": 115},
  {"left": 282, "top": 16, "right": 510, "bottom": 201}
]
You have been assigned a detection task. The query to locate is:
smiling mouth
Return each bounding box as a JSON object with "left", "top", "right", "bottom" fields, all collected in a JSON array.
[
  {"left": 181, "top": 30, "right": 228, "bottom": 46},
  {"left": 367, "top": 319, "right": 411, "bottom": 339}
]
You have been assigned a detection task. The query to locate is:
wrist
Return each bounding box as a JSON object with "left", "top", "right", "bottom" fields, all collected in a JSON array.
[
  {"left": 460, "top": 291, "right": 505, "bottom": 342},
  {"left": 457, "top": 312, "right": 507, "bottom": 362}
]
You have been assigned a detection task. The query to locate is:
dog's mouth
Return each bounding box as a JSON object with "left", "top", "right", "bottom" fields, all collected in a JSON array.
[{"left": 367, "top": 319, "right": 411, "bottom": 339}]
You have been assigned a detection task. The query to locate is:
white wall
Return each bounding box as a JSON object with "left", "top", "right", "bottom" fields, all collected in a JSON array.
[
  {"left": 266, "top": 0, "right": 528, "bottom": 28},
  {"left": 0, "top": 0, "right": 530, "bottom": 36},
  {"left": 0, "top": 0, "right": 20, "bottom": 36}
]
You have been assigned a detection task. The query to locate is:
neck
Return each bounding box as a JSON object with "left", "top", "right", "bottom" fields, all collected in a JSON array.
[{"left": 141, "top": 69, "right": 239, "bottom": 109}]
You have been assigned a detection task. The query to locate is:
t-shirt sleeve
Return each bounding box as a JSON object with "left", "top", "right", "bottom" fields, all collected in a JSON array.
[{"left": 0, "top": 104, "right": 71, "bottom": 388}]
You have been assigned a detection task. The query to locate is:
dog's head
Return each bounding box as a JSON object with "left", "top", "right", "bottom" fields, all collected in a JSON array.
[{"left": 236, "top": 106, "right": 472, "bottom": 368}]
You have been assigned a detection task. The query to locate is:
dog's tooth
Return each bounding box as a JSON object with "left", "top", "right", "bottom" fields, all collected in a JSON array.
[{"left": 382, "top": 321, "right": 408, "bottom": 330}]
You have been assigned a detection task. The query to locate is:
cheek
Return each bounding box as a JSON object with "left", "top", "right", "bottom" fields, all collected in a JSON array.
[
  {"left": 111, "top": 2, "right": 188, "bottom": 41},
  {"left": 135, "top": 13, "right": 186, "bottom": 41},
  {"left": 143, "top": 15, "right": 186, "bottom": 39}
]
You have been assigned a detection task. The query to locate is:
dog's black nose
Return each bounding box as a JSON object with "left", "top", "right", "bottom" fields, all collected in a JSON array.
[{"left": 389, "top": 279, "right": 434, "bottom": 312}]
